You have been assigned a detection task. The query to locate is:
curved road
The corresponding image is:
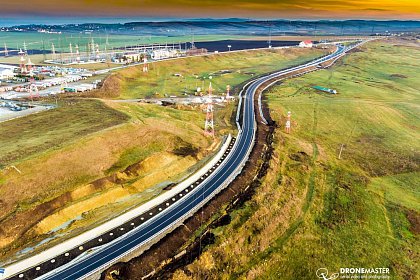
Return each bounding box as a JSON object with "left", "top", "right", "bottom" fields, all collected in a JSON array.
[{"left": 5, "top": 41, "right": 367, "bottom": 280}]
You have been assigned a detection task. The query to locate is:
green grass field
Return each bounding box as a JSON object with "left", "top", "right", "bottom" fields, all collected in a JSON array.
[
  {"left": 172, "top": 39, "right": 419, "bottom": 280},
  {"left": 0, "top": 32, "right": 256, "bottom": 58},
  {"left": 96, "top": 47, "right": 327, "bottom": 99}
]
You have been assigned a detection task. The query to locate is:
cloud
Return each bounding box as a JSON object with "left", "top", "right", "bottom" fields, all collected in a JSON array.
[{"left": 364, "top": 8, "right": 390, "bottom": 11}]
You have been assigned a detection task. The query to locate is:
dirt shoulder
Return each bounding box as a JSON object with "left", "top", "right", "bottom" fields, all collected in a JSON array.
[{"left": 100, "top": 74, "right": 276, "bottom": 280}]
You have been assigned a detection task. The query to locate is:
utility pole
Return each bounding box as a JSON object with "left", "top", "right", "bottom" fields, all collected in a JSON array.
[
  {"left": 28, "top": 75, "right": 39, "bottom": 101},
  {"left": 338, "top": 144, "right": 345, "bottom": 159},
  {"left": 226, "top": 85, "right": 232, "bottom": 101},
  {"left": 4, "top": 43, "right": 8, "bottom": 57},
  {"left": 42, "top": 39, "right": 46, "bottom": 62},
  {"left": 51, "top": 43, "right": 56, "bottom": 60},
  {"left": 69, "top": 43, "right": 73, "bottom": 63},
  {"left": 142, "top": 55, "right": 149, "bottom": 72},
  {"left": 285, "top": 111, "right": 291, "bottom": 133},
  {"left": 59, "top": 36, "right": 63, "bottom": 64},
  {"left": 190, "top": 29, "right": 195, "bottom": 49},
  {"left": 23, "top": 41, "right": 28, "bottom": 55},
  {"left": 204, "top": 82, "right": 215, "bottom": 138},
  {"left": 95, "top": 43, "right": 100, "bottom": 61},
  {"left": 18, "top": 48, "right": 26, "bottom": 73},
  {"left": 75, "top": 44, "right": 80, "bottom": 63}
]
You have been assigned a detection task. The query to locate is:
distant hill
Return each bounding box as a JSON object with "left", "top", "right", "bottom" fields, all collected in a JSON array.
[{"left": 2, "top": 19, "right": 420, "bottom": 36}]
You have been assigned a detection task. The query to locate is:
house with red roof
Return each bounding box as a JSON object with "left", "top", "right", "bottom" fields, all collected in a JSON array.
[{"left": 299, "top": 40, "right": 313, "bottom": 48}]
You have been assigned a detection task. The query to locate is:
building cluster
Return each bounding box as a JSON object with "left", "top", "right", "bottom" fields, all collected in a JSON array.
[
  {"left": 1, "top": 60, "right": 91, "bottom": 81},
  {"left": 0, "top": 57, "right": 97, "bottom": 96},
  {"left": 62, "top": 81, "right": 100, "bottom": 93}
]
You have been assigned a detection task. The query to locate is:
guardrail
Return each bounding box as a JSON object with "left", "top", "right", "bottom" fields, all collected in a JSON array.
[
  {"left": 83, "top": 39, "right": 373, "bottom": 280},
  {"left": 235, "top": 79, "right": 256, "bottom": 129},
  {"left": 48, "top": 59, "right": 264, "bottom": 280},
  {"left": 43, "top": 137, "right": 239, "bottom": 280},
  {"left": 3, "top": 136, "right": 234, "bottom": 279},
  {"left": 4, "top": 39, "right": 372, "bottom": 280}
]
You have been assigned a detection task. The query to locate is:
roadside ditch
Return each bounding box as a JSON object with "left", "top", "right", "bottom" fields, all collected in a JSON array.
[
  {"left": 101, "top": 80, "right": 277, "bottom": 280},
  {"left": 100, "top": 54, "right": 336, "bottom": 280}
]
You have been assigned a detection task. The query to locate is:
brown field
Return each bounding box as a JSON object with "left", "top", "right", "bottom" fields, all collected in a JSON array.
[{"left": 0, "top": 100, "right": 218, "bottom": 261}]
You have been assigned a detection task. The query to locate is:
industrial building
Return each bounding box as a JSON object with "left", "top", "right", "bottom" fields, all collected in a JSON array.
[
  {"left": 151, "top": 48, "right": 181, "bottom": 60},
  {"left": 41, "top": 38, "right": 189, "bottom": 65},
  {"left": 114, "top": 52, "right": 144, "bottom": 63},
  {"left": 186, "top": 47, "right": 208, "bottom": 56},
  {"left": 0, "top": 64, "right": 17, "bottom": 80}
]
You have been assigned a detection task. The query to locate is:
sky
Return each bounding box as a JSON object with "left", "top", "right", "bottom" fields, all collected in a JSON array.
[{"left": 1, "top": 0, "right": 419, "bottom": 22}]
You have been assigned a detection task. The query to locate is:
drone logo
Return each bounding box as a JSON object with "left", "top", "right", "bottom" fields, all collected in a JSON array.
[{"left": 316, "top": 268, "right": 339, "bottom": 280}]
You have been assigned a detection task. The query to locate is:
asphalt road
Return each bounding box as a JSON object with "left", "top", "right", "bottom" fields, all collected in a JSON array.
[{"left": 5, "top": 41, "right": 365, "bottom": 280}]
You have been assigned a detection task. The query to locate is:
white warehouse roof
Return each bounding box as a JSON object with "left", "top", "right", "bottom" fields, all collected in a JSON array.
[{"left": 0, "top": 64, "right": 18, "bottom": 70}]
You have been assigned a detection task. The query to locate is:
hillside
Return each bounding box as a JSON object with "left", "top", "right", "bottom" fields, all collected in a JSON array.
[{"left": 171, "top": 38, "right": 419, "bottom": 279}]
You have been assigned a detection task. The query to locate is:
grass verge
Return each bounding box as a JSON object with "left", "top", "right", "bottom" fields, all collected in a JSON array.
[{"left": 171, "top": 38, "right": 419, "bottom": 280}]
